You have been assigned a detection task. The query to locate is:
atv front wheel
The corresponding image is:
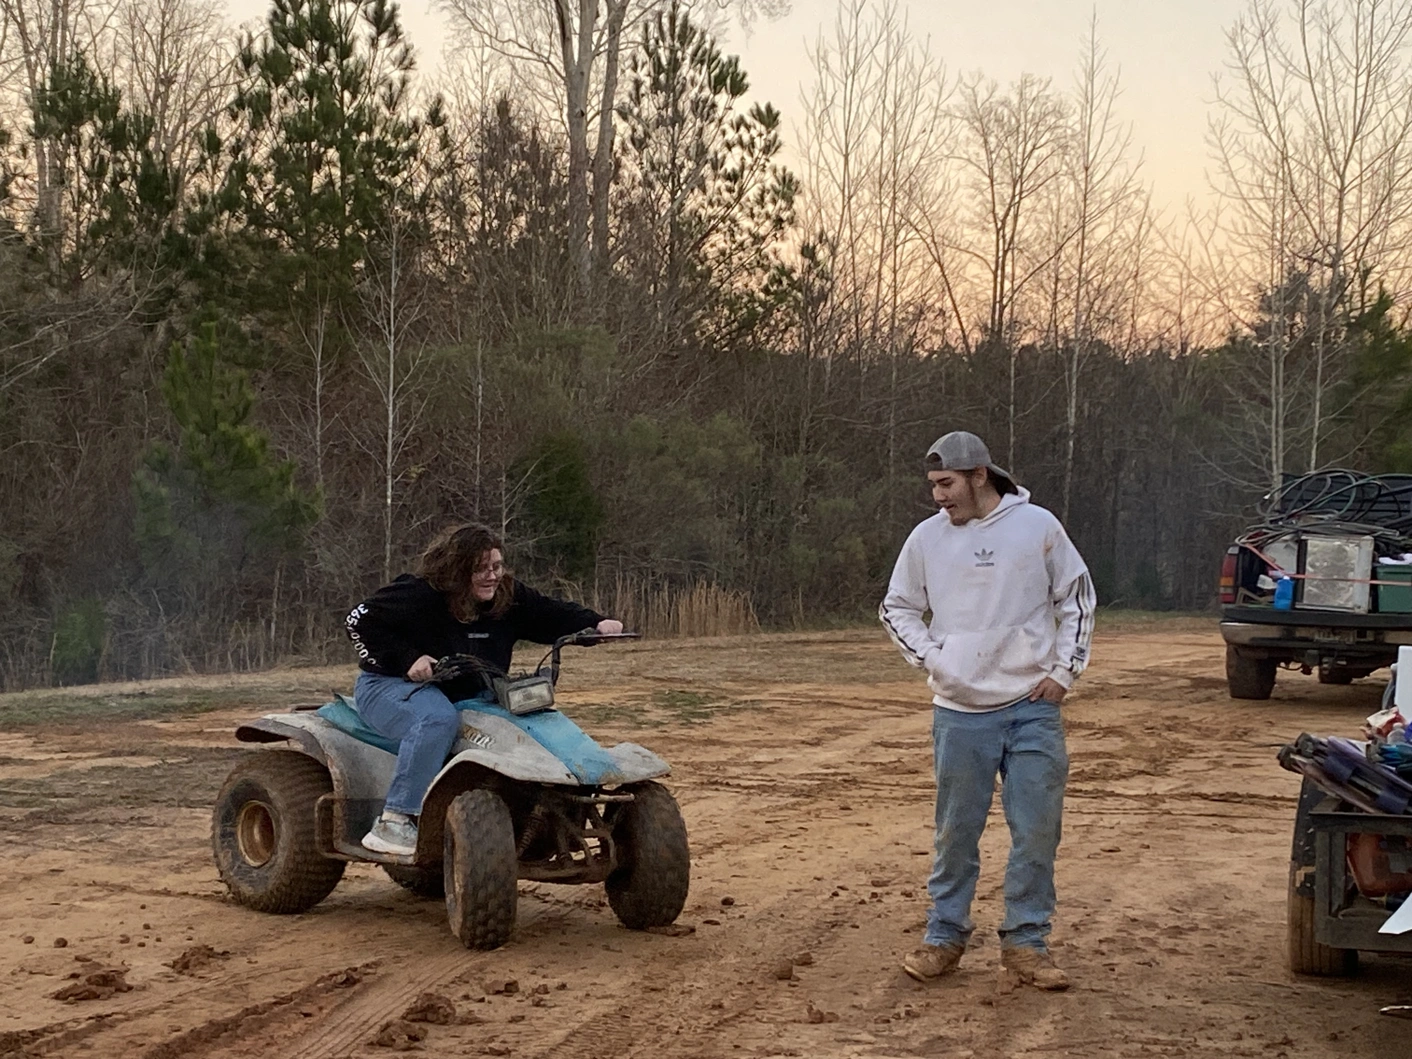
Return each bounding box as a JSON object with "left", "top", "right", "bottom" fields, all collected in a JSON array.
[
  {"left": 443, "top": 789, "right": 517, "bottom": 949},
  {"left": 212, "top": 751, "right": 345, "bottom": 913},
  {"left": 606, "top": 781, "right": 690, "bottom": 929},
  {"left": 384, "top": 863, "right": 445, "bottom": 899}
]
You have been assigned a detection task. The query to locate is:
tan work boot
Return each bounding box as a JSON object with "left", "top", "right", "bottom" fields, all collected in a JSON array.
[
  {"left": 902, "top": 943, "right": 964, "bottom": 982},
  {"left": 999, "top": 946, "right": 1070, "bottom": 991}
]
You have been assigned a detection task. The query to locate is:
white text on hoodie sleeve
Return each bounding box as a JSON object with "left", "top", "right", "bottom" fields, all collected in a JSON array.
[{"left": 1044, "top": 522, "right": 1096, "bottom": 689}]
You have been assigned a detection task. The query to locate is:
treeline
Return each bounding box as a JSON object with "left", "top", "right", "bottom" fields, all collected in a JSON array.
[{"left": 4, "top": 0, "right": 1412, "bottom": 687}]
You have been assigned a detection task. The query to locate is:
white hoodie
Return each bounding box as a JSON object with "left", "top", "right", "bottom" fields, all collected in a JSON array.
[{"left": 879, "top": 488, "right": 1095, "bottom": 712}]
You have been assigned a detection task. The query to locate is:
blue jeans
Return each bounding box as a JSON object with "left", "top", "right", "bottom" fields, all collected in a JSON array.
[
  {"left": 354, "top": 671, "right": 461, "bottom": 816},
  {"left": 926, "top": 698, "right": 1068, "bottom": 952}
]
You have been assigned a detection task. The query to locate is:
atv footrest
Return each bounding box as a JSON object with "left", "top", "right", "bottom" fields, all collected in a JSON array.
[{"left": 315, "top": 794, "right": 416, "bottom": 865}]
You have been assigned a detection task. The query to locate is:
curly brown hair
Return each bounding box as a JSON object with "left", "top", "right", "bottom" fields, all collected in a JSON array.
[{"left": 418, "top": 523, "right": 512, "bottom": 621}]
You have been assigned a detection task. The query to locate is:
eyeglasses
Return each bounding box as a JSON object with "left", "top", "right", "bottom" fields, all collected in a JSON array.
[{"left": 474, "top": 561, "right": 505, "bottom": 578}]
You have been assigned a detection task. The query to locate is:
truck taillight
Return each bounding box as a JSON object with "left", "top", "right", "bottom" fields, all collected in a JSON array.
[{"left": 1219, "top": 548, "right": 1238, "bottom": 605}]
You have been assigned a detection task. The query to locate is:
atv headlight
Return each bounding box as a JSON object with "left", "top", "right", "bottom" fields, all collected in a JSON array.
[{"left": 494, "top": 675, "right": 556, "bottom": 715}]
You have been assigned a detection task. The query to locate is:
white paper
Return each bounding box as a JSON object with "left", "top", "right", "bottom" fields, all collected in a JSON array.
[{"left": 1379, "top": 894, "right": 1412, "bottom": 935}]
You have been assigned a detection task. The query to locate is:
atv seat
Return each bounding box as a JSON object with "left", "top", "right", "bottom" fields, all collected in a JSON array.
[
  {"left": 316, "top": 695, "right": 400, "bottom": 755},
  {"left": 316, "top": 692, "right": 626, "bottom": 785}
]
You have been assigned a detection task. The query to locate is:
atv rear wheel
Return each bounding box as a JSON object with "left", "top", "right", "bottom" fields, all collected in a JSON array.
[
  {"left": 212, "top": 751, "right": 345, "bottom": 914},
  {"left": 443, "top": 789, "right": 517, "bottom": 949},
  {"left": 606, "top": 781, "right": 690, "bottom": 930},
  {"left": 383, "top": 864, "right": 445, "bottom": 899}
]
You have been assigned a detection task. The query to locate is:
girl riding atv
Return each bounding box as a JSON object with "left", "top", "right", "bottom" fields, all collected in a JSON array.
[{"left": 344, "top": 523, "right": 623, "bottom": 856}]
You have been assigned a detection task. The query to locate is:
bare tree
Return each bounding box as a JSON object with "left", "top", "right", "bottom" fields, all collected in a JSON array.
[
  {"left": 0, "top": 0, "right": 118, "bottom": 241},
  {"left": 798, "top": 0, "right": 951, "bottom": 518},
  {"left": 1211, "top": 0, "right": 1412, "bottom": 482},
  {"left": 954, "top": 71, "right": 1068, "bottom": 467},
  {"left": 354, "top": 195, "right": 434, "bottom": 582},
  {"left": 437, "top": 0, "right": 786, "bottom": 301},
  {"left": 1058, "top": 17, "right": 1145, "bottom": 521},
  {"left": 112, "top": 0, "right": 236, "bottom": 193}
]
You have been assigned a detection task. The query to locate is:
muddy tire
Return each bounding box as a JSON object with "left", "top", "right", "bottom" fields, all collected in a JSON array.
[
  {"left": 383, "top": 864, "right": 445, "bottom": 899},
  {"left": 212, "top": 751, "right": 345, "bottom": 914},
  {"left": 1287, "top": 866, "right": 1357, "bottom": 975},
  {"left": 606, "top": 782, "right": 690, "bottom": 930},
  {"left": 1227, "top": 645, "right": 1276, "bottom": 700},
  {"left": 443, "top": 789, "right": 517, "bottom": 949}
]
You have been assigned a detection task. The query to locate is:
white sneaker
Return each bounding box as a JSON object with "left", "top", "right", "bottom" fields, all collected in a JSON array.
[{"left": 362, "top": 814, "right": 418, "bottom": 856}]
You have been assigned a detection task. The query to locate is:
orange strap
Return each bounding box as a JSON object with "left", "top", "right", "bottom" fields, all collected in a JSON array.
[{"left": 1240, "top": 541, "right": 1412, "bottom": 587}]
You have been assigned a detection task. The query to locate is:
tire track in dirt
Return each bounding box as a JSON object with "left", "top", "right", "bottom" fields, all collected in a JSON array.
[
  {"left": 0, "top": 1013, "right": 126, "bottom": 1057},
  {"left": 503, "top": 900, "right": 875, "bottom": 1058},
  {"left": 284, "top": 900, "right": 563, "bottom": 1059},
  {"left": 2, "top": 955, "right": 368, "bottom": 1059},
  {"left": 139, "top": 964, "right": 373, "bottom": 1059}
]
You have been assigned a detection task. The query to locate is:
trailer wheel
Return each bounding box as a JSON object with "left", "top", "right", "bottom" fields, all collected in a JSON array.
[
  {"left": 1287, "top": 866, "right": 1358, "bottom": 976},
  {"left": 1227, "top": 645, "right": 1276, "bottom": 700}
]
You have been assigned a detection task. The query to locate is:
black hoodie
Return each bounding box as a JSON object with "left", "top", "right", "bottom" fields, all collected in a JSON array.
[{"left": 345, "top": 574, "right": 604, "bottom": 702}]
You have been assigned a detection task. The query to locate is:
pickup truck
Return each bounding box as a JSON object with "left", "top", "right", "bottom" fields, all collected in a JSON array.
[{"left": 1220, "top": 471, "right": 1412, "bottom": 699}]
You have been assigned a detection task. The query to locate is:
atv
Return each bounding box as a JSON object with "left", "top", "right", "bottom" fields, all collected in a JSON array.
[{"left": 210, "top": 630, "right": 689, "bottom": 949}]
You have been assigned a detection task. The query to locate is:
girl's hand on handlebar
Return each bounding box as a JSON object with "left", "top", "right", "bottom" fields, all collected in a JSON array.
[
  {"left": 407, "top": 655, "right": 436, "bottom": 682},
  {"left": 596, "top": 619, "right": 624, "bottom": 635}
]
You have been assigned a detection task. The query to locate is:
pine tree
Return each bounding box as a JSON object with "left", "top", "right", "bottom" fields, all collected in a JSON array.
[
  {"left": 205, "top": 0, "right": 431, "bottom": 484},
  {"left": 615, "top": 3, "right": 797, "bottom": 356},
  {"left": 29, "top": 54, "right": 177, "bottom": 291},
  {"left": 134, "top": 320, "right": 319, "bottom": 595}
]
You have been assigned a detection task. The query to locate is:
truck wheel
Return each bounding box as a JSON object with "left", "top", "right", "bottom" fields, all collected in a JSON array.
[
  {"left": 443, "top": 789, "right": 517, "bottom": 949},
  {"left": 1227, "top": 645, "right": 1277, "bottom": 699},
  {"left": 1317, "top": 664, "right": 1354, "bottom": 685},
  {"left": 606, "top": 782, "right": 690, "bottom": 930},
  {"left": 383, "top": 864, "right": 445, "bottom": 899},
  {"left": 1287, "top": 866, "right": 1358, "bottom": 975},
  {"left": 212, "top": 751, "right": 345, "bottom": 914}
]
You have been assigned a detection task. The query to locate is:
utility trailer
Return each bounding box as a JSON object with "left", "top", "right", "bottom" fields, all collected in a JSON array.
[
  {"left": 1287, "top": 776, "right": 1412, "bottom": 975},
  {"left": 1281, "top": 674, "right": 1412, "bottom": 975}
]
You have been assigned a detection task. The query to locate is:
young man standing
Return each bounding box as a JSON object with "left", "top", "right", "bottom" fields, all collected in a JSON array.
[{"left": 879, "top": 431, "right": 1095, "bottom": 991}]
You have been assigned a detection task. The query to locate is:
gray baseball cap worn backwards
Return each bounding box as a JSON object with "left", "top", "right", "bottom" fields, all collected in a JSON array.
[{"left": 925, "top": 431, "right": 1018, "bottom": 493}]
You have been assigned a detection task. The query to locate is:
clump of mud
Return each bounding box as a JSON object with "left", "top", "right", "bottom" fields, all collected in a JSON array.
[
  {"left": 52, "top": 967, "right": 132, "bottom": 1003},
  {"left": 370, "top": 1019, "right": 428, "bottom": 1050},
  {"left": 402, "top": 992, "right": 457, "bottom": 1025},
  {"left": 166, "top": 945, "right": 230, "bottom": 974}
]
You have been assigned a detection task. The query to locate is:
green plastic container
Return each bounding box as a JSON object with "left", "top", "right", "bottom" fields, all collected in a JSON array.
[{"left": 1376, "top": 565, "right": 1412, "bottom": 613}]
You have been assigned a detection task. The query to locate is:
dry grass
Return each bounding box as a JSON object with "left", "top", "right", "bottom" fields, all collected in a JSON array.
[{"left": 589, "top": 577, "right": 760, "bottom": 639}]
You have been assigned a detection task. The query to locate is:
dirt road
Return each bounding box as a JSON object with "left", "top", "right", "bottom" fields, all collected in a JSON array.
[{"left": 1, "top": 619, "right": 1407, "bottom": 1058}]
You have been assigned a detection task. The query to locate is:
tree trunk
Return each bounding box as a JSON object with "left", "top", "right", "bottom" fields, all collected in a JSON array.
[
  {"left": 555, "top": 0, "right": 594, "bottom": 297},
  {"left": 590, "top": 0, "right": 629, "bottom": 294}
]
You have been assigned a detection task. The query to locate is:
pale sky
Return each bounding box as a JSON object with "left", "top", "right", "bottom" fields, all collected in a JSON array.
[{"left": 222, "top": 0, "right": 1248, "bottom": 212}]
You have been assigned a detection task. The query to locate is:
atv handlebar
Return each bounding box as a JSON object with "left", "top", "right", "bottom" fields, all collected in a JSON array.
[
  {"left": 548, "top": 630, "right": 641, "bottom": 685},
  {"left": 431, "top": 630, "right": 640, "bottom": 690}
]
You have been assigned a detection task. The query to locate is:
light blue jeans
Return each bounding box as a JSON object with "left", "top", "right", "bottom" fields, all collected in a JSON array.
[
  {"left": 354, "top": 671, "right": 461, "bottom": 816},
  {"left": 926, "top": 698, "right": 1069, "bottom": 952}
]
